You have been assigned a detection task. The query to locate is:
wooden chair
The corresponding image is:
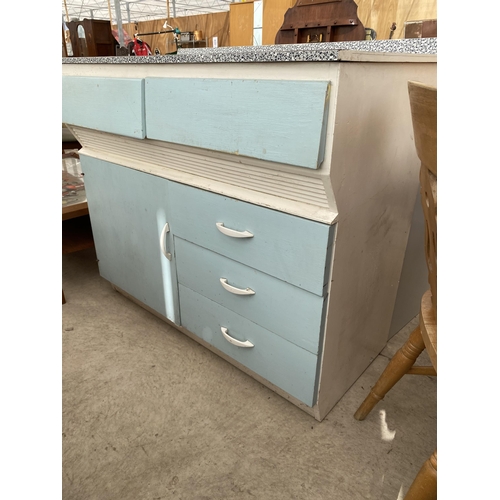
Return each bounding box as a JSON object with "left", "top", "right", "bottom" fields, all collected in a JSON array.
[{"left": 353, "top": 81, "right": 437, "bottom": 499}]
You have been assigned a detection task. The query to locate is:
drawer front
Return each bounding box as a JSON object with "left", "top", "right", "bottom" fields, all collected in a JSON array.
[
  {"left": 169, "top": 182, "right": 334, "bottom": 296},
  {"left": 179, "top": 285, "right": 318, "bottom": 406},
  {"left": 62, "top": 76, "right": 146, "bottom": 139},
  {"left": 144, "top": 78, "right": 330, "bottom": 169},
  {"left": 175, "top": 238, "right": 325, "bottom": 354}
]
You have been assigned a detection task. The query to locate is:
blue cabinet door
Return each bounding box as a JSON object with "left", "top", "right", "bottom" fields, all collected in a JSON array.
[
  {"left": 80, "top": 156, "right": 179, "bottom": 324},
  {"left": 62, "top": 76, "right": 146, "bottom": 139},
  {"left": 145, "top": 78, "right": 330, "bottom": 169}
]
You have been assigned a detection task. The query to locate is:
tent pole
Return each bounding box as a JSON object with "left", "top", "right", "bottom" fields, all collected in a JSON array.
[
  {"left": 107, "top": 0, "right": 113, "bottom": 26},
  {"left": 114, "top": 0, "right": 125, "bottom": 47},
  {"left": 63, "top": 0, "right": 70, "bottom": 22}
]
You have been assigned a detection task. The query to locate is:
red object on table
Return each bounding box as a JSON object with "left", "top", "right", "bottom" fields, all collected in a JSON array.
[{"left": 132, "top": 38, "right": 152, "bottom": 56}]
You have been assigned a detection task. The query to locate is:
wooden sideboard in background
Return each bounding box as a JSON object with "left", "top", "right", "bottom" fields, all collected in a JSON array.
[{"left": 230, "top": 0, "right": 437, "bottom": 46}]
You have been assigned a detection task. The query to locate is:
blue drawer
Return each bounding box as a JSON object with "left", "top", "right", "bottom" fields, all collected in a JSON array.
[
  {"left": 175, "top": 238, "right": 325, "bottom": 354},
  {"left": 62, "top": 76, "right": 146, "bottom": 139},
  {"left": 144, "top": 78, "right": 330, "bottom": 169},
  {"left": 179, "top": 285, "right": 318, "bottom": 406},
  {"left": 169, "top": 182, "right": 334, "bottom": 296}
]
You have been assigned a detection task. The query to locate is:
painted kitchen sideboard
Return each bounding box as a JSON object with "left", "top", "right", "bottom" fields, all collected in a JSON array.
[{"left": 62, "top": 38, "right": 437, "bottom": 421}]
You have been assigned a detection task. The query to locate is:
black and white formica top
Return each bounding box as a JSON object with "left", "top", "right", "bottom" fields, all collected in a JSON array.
[{"left": 62, "top": 37, "right": 437, "bottom": 64}]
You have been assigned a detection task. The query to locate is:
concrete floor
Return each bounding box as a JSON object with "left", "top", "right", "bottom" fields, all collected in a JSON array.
[{"left": 62, "top": 247, "right": 436, "bottom": 500}]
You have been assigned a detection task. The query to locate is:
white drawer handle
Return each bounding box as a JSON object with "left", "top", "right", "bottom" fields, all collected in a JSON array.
[
  {"left": 220, "top": 327, "right": 254, "bottom": 348},
  {"left": 220, "top": 278, "right": 255, "bottom": 296},
  {"left": 159, "top": 222, "right": 172, "bottom": 260},
  {"left": 216, "top": 222, "right": 253, "bottom": 239}
]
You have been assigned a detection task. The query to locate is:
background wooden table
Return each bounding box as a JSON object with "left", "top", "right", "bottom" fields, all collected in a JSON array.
[{"left": 62, "top": 152, "right": 94, "bottom": 303}]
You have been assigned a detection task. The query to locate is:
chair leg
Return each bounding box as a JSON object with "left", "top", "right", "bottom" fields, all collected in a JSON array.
[
  {"left": 404, "top": 450, "right": 437, "bottom": 500},
  {"left": 354, "top": 326, "right": 426, "bottom": 420}
]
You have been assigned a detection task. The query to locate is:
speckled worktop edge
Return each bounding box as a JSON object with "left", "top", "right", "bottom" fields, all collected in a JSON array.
[{"left": 62, "top": 37, "right": 436, "bottom": 64}]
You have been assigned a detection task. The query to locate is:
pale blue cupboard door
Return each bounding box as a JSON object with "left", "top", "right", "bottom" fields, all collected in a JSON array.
[
  {"left": 144, "top": 78, "right": 330, "bottom": 169},
  {"left": 80, "top": 156, "right": 179, "bottom": 324},
  {"left": 62, "top": 76, "right": 146, "bottom": 139}
]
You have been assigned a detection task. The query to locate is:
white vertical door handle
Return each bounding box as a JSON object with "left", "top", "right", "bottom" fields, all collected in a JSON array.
[
  {"left": 160, "top": 222, "right": 172, "bottom": 260},
  {"left": 216, "top": 222, "right": 253, "bottom": 238},
  {"left": 220, "top": 327, "right": 254, "bottom": 348}
]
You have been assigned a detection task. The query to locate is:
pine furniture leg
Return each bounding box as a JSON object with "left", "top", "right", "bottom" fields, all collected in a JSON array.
[
  {"left": 404, "top": 450, "right": 437, "bottom": 500},
  {"left": 354, "top": 326, "right": 426, "bottom": 420}
]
